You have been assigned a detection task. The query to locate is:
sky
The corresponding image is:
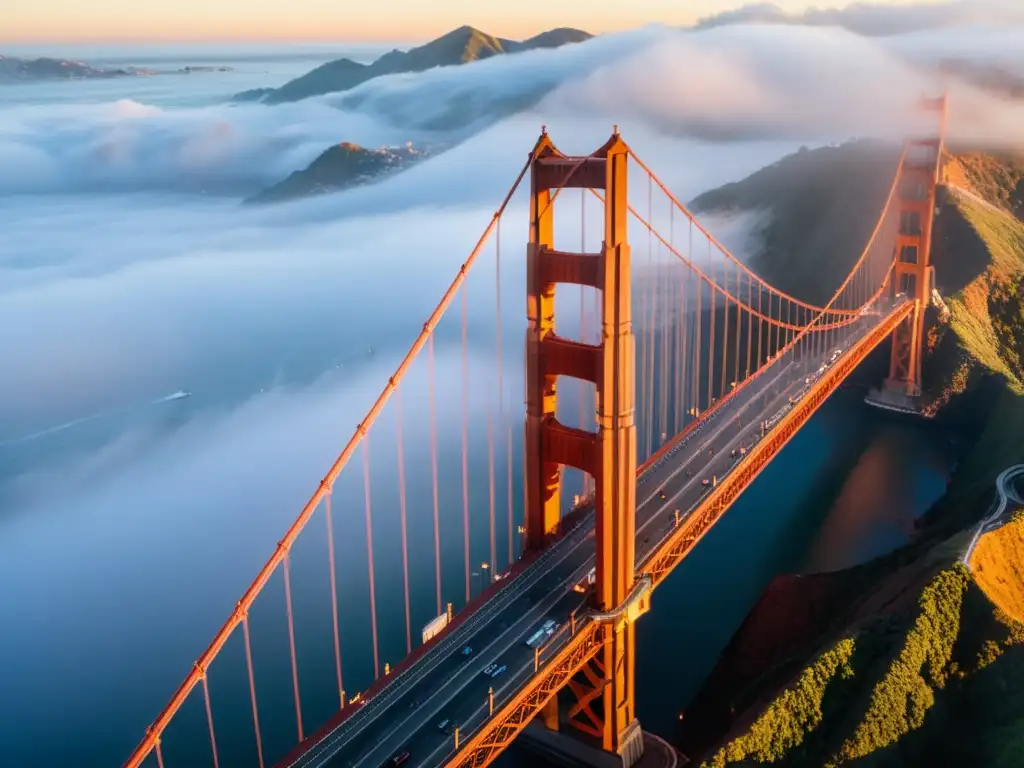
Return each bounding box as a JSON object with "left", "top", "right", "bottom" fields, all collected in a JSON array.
[{"left": 4, "top": 0, "right": 929, "bottom": 43}]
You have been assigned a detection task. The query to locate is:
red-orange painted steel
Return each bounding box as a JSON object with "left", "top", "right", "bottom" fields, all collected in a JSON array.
[
  {"left": 461, "top": 283, "right": 471, "bottom": 603},
  {"left": 283, "top": 554, "right": 305, "bottom": 742},
  {"left": 324, "top": 494, "right": 344, "bottom": 709},
  {"left": 242, "top": 615, "right": 265, "bottom": 768},
  {"left": 202, "top": 675, "right": 220, "bottom": 768},
  {"left": 362, "top": 441, "right": 380, "bottom": 681},
  {"left": 429, "top": 333, "right": 442, "bottom": 616},
  {"left": 396, "top": 386, "right": 413, "bottom": 655}
]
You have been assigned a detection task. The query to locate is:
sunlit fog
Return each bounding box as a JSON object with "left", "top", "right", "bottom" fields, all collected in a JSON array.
[{"left": 1, "top": 3, "right": 1023, "bottom": 765}]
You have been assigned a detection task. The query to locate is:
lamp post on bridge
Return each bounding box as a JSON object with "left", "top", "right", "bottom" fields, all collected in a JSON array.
[{"left": 471, "top": 562, "right": 491, "bottom": 597}]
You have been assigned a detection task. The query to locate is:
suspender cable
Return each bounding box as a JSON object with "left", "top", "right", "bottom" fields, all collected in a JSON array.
[
  {"left": 693, "top": 227, "right": 702, "bottom": 413},
  {"left": 645, "top": 172, "right": 656, "bottom": 458},
  {"left": 770, "top": 296, "right": 778, "bottom": 364},
  {"left": 639, "top": 206, "right": 650, "bottom": 456},
  {"left": 734, "top": 265, "right": 742, "bottom": 389},
  {"left": 676, "top": 209, "right": 688, "bottom": 434},
  {"left": 362, "top": 441, "right": 380, "bottom": 680},
  {"left": 507, "top": 421, "right": 514, "bottom": 566},
  {"left": 202, "top": 675, "right": 220, "bottom": 768},
  {"left": 707, "top": 236, "right": 716, "bottom": 406},
  {"left": 395, "top": 386, "right": 412, "bottom": 656},
  {"left": 660, "top": 253, "right": 670, "bottom": 446},
  {"left": 746, "top": 274, "right": 753, "bottom": 379},
  {"left": 428, "top": 333, "right": 441, "bottom": 616},
  {"left": 324, "top": 494, "right": 344, "bottom": 709},
  {"left": 671, "top": 207, "right": 682, "bottom": 433},
  {"left": 579, "top": 189, "right": 588, "bottom": 497},
  {"left": 756, "top": 283, "right": 763, "bottom": 372},
  {"left": 155, "top": 743, "right": 165, "bottom": 768},
  {"left": 282, "top": 553, "right": 304, "bottom": 742},
  {"left": 487, "top": 406, "right": 496, "bottom": 578},
  {"left": 461, "top": 283, "right": 471, "bottom": 604},
  {"left": 721, "top": 257, "right": 730, "bottom": 397},
  {"left": 496, "top": 217, "right": 510, "bottom": 567},
  {"left": 242, "top": 616, "right": 265, "bottom": 768}
]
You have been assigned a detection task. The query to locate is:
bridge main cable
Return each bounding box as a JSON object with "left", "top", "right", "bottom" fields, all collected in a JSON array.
[{"left": 627, "top": 148, "right": 860, "bottom": 317}]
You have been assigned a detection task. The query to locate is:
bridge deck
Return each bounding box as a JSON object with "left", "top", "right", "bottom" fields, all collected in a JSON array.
[{"left": 281, "top": 302, "right": 909, "bottom": 768}]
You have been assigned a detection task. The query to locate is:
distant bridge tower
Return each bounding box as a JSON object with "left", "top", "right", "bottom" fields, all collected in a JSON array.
[
  {"left": 882, "top": 93, "right": 948, "bottom": 400},
  {"left": 524, "top": 128, "right": 644, "bottom": 766}
]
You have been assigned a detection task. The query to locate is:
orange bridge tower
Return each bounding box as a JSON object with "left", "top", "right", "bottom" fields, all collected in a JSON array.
[
  {"left": 868, "top": 93, "right": 948, "bottom": 413},
  {"left": 523, "top": 128, "right": 646, "bottom": 766}
]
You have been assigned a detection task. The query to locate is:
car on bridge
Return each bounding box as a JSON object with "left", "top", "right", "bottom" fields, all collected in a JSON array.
[
  {"left": 525, "top": 618, "right": 558, "bottom": 648},
  {"left": 436, "top": 718, "right": 456, "bottom": 735},
  {"left": 573, "top": 567, "right": 597, "bottom": 593},
  {"left": 460, "top": 645, "right": 473, "bottom": 657},
  {"left": 385, "top": 750, "right": 410, "bottom": 767}
]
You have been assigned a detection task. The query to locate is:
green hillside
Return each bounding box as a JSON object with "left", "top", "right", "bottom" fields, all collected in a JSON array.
[
  {"left": 682, "top": 144, "right": 1024, "bottom": 767},
  {"left": 701, "top": 557, "right": 1024, "bottom": 768},
  {"left": 690, "top": 141, "right": 901, "bottom": 306}
]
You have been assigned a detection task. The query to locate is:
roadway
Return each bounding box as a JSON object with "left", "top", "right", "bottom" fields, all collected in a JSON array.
[
  {"left": 287, "top": 304, "right": 903, "bottom": 768},
  {"left": 962, "top": 464, "right": 1024, "bottom": 566}
]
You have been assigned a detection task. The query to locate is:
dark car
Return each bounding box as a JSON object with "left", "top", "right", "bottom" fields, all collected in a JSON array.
[
  {"left": 460, "top": 646, "right": 473, "bottom": 657},
  {"left": 386, "top": 751, "right": 410, "bottom": 767}
]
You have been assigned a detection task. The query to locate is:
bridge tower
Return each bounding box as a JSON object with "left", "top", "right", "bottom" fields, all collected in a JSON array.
[
  {"left": 524, "top": 128, "right": 644, "bottom": 766},
  {"left": 882, "top": 93, "right": 948, "bottom": 400}
]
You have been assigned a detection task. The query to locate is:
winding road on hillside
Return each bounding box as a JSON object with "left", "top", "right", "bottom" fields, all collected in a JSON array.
[{"left": 962, "top": 464, "right": 1024, "bottom": 567}]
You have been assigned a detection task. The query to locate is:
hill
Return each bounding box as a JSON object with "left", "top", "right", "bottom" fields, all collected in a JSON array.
[
  {"left": 0, "top": 54, "right": 233, "bottom": 82},
  {"left": 235, "top": 26, "right": 593, "bottom": 105},
  {"left": 690, "top": 142, "right": 902, "bottom": 306},
  {"left": 679, "top": 143, "right": 1024, "bottom": 766},
  {"left": 243, "top": 141, "right": 432, "bottom": 205},
  {"left": 0, "top": 54, "right": 152, "bottom": 81}
]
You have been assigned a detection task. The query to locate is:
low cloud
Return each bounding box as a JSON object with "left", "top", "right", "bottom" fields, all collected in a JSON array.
[
  {"left": 1, "top": 12, "right": 1023, "bottom": 766},
  {"left": 696, "top": 0, "right": 1024, "bottom": 38}
]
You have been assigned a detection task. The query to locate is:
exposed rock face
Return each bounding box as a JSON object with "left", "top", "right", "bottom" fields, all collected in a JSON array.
[
  {"left": 244, "top": 141, "right": 432, "bottom": 205},
  {"left": 238, "top": 25, "right": 593, "bottom": 105}
]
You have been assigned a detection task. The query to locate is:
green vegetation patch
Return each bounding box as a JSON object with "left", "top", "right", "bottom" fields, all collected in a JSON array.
[
  {"left": 705, "top": 639, "right": 856, "bottom": 767},
  {"left": 945, "top": 193, "right": 1024, "bottom": 390},
  {"left": 704, "top": 562, "right": 1024, "bottom": 767},
  {"left": 830, "top": 566, "right": 970, "bottom": 764}
]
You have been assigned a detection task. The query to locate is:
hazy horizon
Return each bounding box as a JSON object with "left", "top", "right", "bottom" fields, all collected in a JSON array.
[{"left": 7, "top": 0, "right": 1023, "bottom": 45}]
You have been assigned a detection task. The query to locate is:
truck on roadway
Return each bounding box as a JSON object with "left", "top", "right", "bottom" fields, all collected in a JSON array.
[{"left": 525, "top": 619, "right": 558, "bottom": 649}]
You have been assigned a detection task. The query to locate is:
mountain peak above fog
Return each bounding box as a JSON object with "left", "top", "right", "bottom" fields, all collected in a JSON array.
[{"left": 236, "top": 25, "right": 593, "bottom": 105}]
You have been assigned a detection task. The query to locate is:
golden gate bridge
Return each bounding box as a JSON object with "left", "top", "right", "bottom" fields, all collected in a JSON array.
[{"left": 122, "top": 94, "right": 947, "bottom": 768}]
